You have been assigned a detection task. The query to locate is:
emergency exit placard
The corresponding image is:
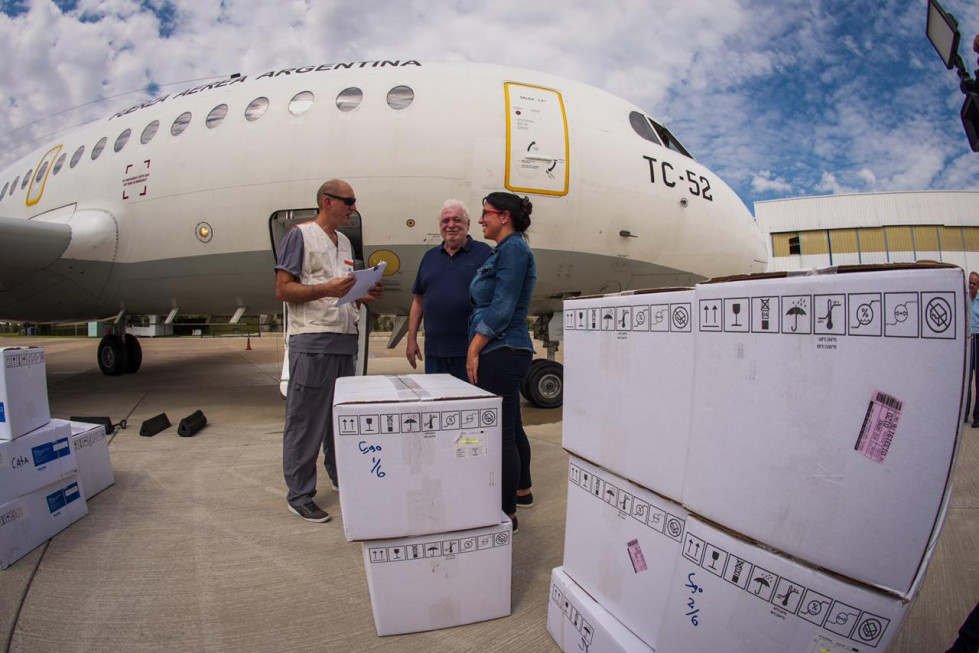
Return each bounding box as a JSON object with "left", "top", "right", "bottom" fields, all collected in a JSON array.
[{"left": 505, "top": 83, "right": 569, "bottom": 196}]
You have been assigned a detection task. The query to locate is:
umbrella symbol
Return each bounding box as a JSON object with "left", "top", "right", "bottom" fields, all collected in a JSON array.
[
  {"left": 602, "top": 312, "right": 614, "bottom": 328},
  {"left": 404, "top": 416, "right": 417, "bottom": 427},
  {"left": 786, "top": 305, "right": 807, "bottom": 332},
  {"left": 751, "top": 575, "right": 772, "bottom": 595}
]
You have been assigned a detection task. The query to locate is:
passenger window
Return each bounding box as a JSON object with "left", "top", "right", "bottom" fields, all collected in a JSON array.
[
  {"left": 53, "top": 153, "right": 67, "bottom": 175},
  {"left": 35, "top": 162, "right": 48, "bottom": 182},
  {"left": 386, "top": 86, "right": 413, "bottom": 110},
  {"left": 70, "top": 146, "right": 85, "bottom": 168},
  {"left": 172, "top": 112, "right": 192, "bottom": 136},
  {"left": 245, "top": 97, "right": 269, "bottom": 121},
  {"left": 206, "top": 104, "right": 228, "bottom": 129},
  {"left": 21, "top": 171, "right": 32, "bottom": 188},
  {"left": 0, "top": 182, "right": 8, "bottom": 200},
  {"left": 141, "top": 120, "right": 160, "bottom": 144},
  {"left": 10, "top": 176, "right": 19, "bottom": 194},
  {"left": 629, "top": 111, "right": 661, "bottom": 144},
  {"left": 92, "top": 137, "right": 107, "bottom": 160},
  {"left": 289, "top": 91, "right": 315, "bottom": 116},
  {"left": 114, "top": 128, "right": 132, "bottom": 152},
  {"left": 336, "top": 88, "right": 363, "bottom": 112}
]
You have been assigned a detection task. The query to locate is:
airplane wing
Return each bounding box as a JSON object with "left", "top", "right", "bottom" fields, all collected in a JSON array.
[{"left": 0, "top": 216, "right": 71, "bottom": 293}]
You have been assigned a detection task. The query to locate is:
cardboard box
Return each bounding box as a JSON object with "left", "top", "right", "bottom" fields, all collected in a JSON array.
[
  {"left": 547, "top": 566, "right": 653, "bottom": 653},
  {"left": 656, "top": 516, "right": 910, "bottom": 652},
  {"left": 0, "top": 473, "right": 88, "bottom": 569},
  {"left": 68, "top": 421, "right": 115, "bottom": 499},
  {"left": 0, "top": 419, "right": 75, "bottom": 504},
  {"left": 0, "top": 347, "right": 50, "bottom": 440},
  {"left": 563, "top": 289, "right": 695, "bottom": 501},
  {"left": 334, "top": 374, "right": 502, "bottom": 541},
  {"left": 361, "top": 513, "right": 512, "bottom": 636},
  {"left": 562, "top": 456, "right": 688, "bottom": 649},
  {"left": 684, "top": 266, "right": 966, "bottom": 596}
]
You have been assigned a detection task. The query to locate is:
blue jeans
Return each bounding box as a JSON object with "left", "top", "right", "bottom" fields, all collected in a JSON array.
[
  {"left": 425, "top": 354, "right": 468, "bottom": 383},
  {"left": 966, "top": 335, "right": 979, "bottom": 423},
  {"left": 474, "top": 348, "right": 533, "bottom": 515}
]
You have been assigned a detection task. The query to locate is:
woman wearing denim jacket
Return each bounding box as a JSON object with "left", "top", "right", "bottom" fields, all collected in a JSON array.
[{"left": 467, "top": 191, "right": 537, "bottom": 532}]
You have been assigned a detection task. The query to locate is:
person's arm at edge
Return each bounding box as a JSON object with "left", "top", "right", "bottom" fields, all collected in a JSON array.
[
  {"left": 406, "top": 294, "right": 424, "bottom": 369},
  {"left": 467, "top": 333, "right": 490, "bottom": 385}
]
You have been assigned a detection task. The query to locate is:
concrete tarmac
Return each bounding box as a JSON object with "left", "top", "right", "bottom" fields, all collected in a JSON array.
[{"left": 0, "top": 334, "right": 975, "bottom": 652}]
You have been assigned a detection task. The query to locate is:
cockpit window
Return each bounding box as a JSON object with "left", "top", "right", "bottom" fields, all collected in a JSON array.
[
  {"left": 289, "top": 91, "right": 315, "bottom": 116},
  {"left": 629, "top": 111, "right": 661, "bottom": 144},
  {"left": 92, "top": 137, "right": 107, "bottom": 160},
  {"left": 649, "top": 119, "right": 693, "bottom": 159},
  {"left": 336, "top": 88, "right": 363, "bottom": 112}
]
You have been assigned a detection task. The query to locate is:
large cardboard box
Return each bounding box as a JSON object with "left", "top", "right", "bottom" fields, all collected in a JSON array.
[
  {"left": 0, "top": 347, "right": 50, "bottom": 440},
  {"left": 334, "top": 374, "right": 502, "bottom": 541},
  {"left": 0, "top": 419, "right": 74, "bottom": 504},
  {"left": 361, "top": 513, "right": 512, "bottom": 636},
  {"left": 562, "top": 456, "right": 688, "bottom": 648},
  {"left": 683, "top": 265, "right": 965, "bottom": 596},
  {"left": 0, "top": 473, "right": 88, "bottom": 569},
  {"left": 547, "top": 566, "right": 653, "bottom": 653},
  {"left": 657, "top": 516, "right": 910, "bottom": 652},
  {"left": 68, "top": 421, "right": 115, "bottom": 499},
  {"left": 563, "top": 289, "right": 695, "bottom": 501}
]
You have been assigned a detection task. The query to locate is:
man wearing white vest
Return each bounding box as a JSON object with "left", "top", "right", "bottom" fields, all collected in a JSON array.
[{"left": 274, "top": 179, "right": 383, "bottom": 523}]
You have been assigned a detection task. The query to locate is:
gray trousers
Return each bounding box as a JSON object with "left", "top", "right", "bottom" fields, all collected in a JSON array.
[{"left": 283, "top": 350, "right": 354, "bottom": 506}]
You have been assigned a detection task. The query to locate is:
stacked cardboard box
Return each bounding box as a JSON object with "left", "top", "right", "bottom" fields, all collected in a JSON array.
[
  {"left": 554, "top": 265, "right": 966, "bottom": 652},
  {"left": 0, "top": 347, "right": 114, "bottom": 568},
  {"left": 333, "top": 374, "right": 511, "bottom": 636}
]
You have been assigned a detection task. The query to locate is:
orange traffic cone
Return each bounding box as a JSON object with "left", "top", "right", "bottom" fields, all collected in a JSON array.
[{"left": 246, "top": 336, "right": 252, "bottom": 351}]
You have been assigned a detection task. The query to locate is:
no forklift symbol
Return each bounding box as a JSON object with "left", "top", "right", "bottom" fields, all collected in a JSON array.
[
  {"left": 925, "top": 297, "right": 952, "bottom": 333},
  {"left": 858, "top": 618, "right": 883, "bottom": 642},
  {"left": 672, "top": 306, "right": 689, "bottom": 330}
]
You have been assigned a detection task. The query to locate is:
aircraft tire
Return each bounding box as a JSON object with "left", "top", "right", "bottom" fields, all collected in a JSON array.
[
  {"left": 97, "top": 334, "right": 129, "bottom": 376},
  {"left": 124, "top": 334, "right": 142, "bottom": 374},
  {"left": 524, "top": 360, "right": 563, "bottom": 409}
]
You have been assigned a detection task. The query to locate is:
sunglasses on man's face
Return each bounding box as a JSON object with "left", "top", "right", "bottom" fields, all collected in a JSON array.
[{"left": 323, "top": 193, "right": 357, "bottom": 206}]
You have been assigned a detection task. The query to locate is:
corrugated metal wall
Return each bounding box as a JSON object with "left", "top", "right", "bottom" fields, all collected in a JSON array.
[{"left": 755, "top": 191, "right": 979, "bottom": 272}]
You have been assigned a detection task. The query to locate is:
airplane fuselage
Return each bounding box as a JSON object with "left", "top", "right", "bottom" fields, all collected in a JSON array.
[{"left": 0, "top": 60, "right": 768, "bottom": 323}]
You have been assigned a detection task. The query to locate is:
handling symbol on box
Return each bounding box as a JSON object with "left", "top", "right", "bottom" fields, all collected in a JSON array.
[
  {"left": 925, "top": 297, "right": 952, "bottom": 333},
  {"left": 857, "top": 618, "right": 883, "bottom": 642},
  {"left": 480, "top": 410, "right": 497, "bottom": 426}
]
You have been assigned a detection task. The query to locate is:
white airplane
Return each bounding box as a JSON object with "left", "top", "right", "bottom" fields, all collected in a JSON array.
[{"left": 0, "top": 60, "right": 768, "bottom": 406}]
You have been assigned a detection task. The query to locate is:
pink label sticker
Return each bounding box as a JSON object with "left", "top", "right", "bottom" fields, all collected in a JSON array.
[
  {"left": 855, "top": 390, "right": 903, "bottom": 464},
  {"left": 627, "top": 538, "right": 647, "bottom": 573}
]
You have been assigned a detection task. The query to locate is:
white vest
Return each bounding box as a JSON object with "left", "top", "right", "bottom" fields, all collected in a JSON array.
[{"left": 286, "top": 221, "right": 359, "bottom": 336}]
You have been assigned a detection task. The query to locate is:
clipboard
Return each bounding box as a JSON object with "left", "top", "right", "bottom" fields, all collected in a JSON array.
[{"left": 337, "top": 261, "right": 386, "bottom": 306}]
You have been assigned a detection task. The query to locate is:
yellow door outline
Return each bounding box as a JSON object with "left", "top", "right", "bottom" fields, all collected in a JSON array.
[
  {"left": 26, "top": 144, "right": 63, "bottom": 207},
  {"left": 504, "top": 83, "right": 570, "bottom": 196}
]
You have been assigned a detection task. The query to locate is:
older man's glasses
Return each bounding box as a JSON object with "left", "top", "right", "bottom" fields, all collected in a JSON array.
[{"left": 323, "top": 193, "right": 357, "bottom": 206}]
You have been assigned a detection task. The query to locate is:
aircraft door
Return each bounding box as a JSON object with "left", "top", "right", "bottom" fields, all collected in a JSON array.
[
  {"left": 503, "top": 83, "right": 570, "bottom": 197},
  {"left": 26, "top": 145, "right": 63, "bottom": 207}
]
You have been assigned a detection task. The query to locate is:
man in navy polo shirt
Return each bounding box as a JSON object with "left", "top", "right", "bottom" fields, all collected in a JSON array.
[{"left": 406, "top": 199, "right": 492, "bottom": 381}]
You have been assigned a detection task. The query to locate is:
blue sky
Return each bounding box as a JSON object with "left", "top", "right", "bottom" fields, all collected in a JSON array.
[{"left": 1, "top": 0, "right": 977, "bottom": 211}]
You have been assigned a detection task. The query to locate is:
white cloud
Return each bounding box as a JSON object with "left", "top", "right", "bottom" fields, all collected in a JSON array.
[{"left": 751, "top": 170, "right": 793, "bottom": 193}]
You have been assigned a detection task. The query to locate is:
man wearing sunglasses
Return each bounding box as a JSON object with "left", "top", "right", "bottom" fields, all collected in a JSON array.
[{"left": 275, "top": 179, "right": 384, "bottom": 523}]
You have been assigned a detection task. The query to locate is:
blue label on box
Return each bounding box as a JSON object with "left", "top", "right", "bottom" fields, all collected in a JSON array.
[
  {"left": 0, "top": 401, "right": 5, "bottom": 423},
  {"left": 31, "top": 438, "right": 70, "bottom": 467},
  {"left": 64, "top": 482, "right": 80, "bottom": 504},
  {"left": 46, "top": 488, "right": 67, "bottom": 514}
]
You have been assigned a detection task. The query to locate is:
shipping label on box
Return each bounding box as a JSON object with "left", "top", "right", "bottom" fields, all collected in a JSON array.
[
  {"left": 0, "top": 347, "right": 51, "bottom": 440},
  {"left": 684, "top": 266, "right": 966, "bottom": 596},
  {"left": 563, "top": 456, "right": 687, "bottom": 649},
  {"left": 547, "top": 567, "right": 653, "bottom": 653},
  {"left": 68, "top": 421, "right": 115, "bottom": 499},
  {"left": 657, "top": 516, "right": 908, "bottom": 652},
  {"left": 563, "top": 289, "right": 695, "bottom": 502},
  {"left": 361, "top": 513, "right": 512, "bottom": 636},
  {"left": 0, "top": 473, "right": 88, "bottom": 569},
  {"left": 335, "top": 374, "right": 502, "bottom": 541},
  {"left": 0, "top": 419, "right": 75, "bottom": 504}
]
